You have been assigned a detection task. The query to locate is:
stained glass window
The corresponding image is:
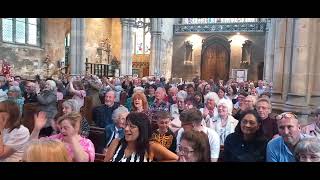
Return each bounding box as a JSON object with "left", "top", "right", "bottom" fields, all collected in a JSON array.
[
  {"left": 1, "top": 18, "right": 40, "bottom": 46},
  {"left": 182, "top": 18, "right": 258, "bottom": 24},
  {"left": 133, "top": 18, "right": 151, "bottom": 55}
]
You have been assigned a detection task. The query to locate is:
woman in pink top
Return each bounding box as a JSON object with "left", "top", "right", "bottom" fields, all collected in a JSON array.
[
  {"left": 31, "top": 112, "right": 95, "bottom": 162},
  {"left": 68, "top": 77, "right": 86, "bottom": 108}
]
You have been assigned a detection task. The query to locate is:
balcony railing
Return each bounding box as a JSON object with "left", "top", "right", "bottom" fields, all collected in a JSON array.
[{"left": 174, "top": 22, "right": 267, "bottom": 34}]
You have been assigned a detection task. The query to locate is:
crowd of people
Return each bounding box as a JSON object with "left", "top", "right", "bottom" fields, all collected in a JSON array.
[{"left": 0, "top": 73, "right": 319, "bottom": 162}]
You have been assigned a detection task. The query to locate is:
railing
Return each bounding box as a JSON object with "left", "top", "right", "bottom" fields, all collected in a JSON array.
[
  {"left": 85, "top": 58, "right": 114, "bottom": 78},
  {"left": 174, "top": 22, "right": 267, "bottom": 34}
]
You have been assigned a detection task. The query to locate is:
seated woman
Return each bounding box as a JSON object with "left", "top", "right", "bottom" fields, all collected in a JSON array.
[
  {"left": 104, "top": 112, "right": 178, "bottom": 162},
  {"left": 131, "top": 91, "right": 154, "bottom": 129},
  {"left": 105, "top": 106, "right": 129, "bottom": 148},
  {"left": 22, "top": 139, "right": 71, "bottom": 162},
  {"left": 295, "top": 137, "right": 320, "bottom": 162},
  {"left": 177, "top": 130, "right": 211, "bottom": 162},
  {"left": 60, "top": 99, "right": 90, "bottom": 138},
  {"left": 31, "top": 112, "right": 95, "bottom": 162},
  {"left": 0, "top": 100, "right": 30, "bottom": 162},
  {"left": 207, "top": 99, "right": 238, "bottom": 145},
  {"left": 7, "top": 85, "right": 25, "bottom": 115},
  {"left": 224, "top": 110, "right": 268, "bottom": 162},
  {"left": 170, "top": 90, "right": 188, "bottom": 134}
]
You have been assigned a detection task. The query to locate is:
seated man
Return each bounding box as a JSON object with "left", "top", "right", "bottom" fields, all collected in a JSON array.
[
  {"left": 92, "top": 90, "right": 120, "bottom": 128},
  {"left": 266, "top": 112, "right": 310, "bottom": 162},
  {"left": 176, "top": 108, "right": 220, "bottom": 162},
  {"left": 256, "top": 98, "right": 278, "bottom": 140}
]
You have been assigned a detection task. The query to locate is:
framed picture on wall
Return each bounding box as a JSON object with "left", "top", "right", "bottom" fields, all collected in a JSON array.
[{"left": 232, "top": 69, "right": 248, "bottom": 82}]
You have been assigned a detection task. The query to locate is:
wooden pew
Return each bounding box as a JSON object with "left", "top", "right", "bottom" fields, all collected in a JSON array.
[
  {"left": 88, "top": 126, "right": 106, "bottom": 154},
  {"left": 81, "top": 96, "right": 94, "bottom": 125},
  {"left": 94, "top": 153, "right": 105, "bottom": 162},
  {"left": 22, "top": 103, "right": 40, "bottom": 133},
  {"left": 218, "top": 145, "right": 224, "bottom": 162}
]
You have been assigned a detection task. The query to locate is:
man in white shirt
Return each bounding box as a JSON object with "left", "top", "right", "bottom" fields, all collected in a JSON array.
[{"left": 176, "top": 108, "right": 220, "bottom": 162}]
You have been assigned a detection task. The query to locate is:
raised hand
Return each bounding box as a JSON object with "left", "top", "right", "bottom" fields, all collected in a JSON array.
[{"left": 34, "top": 111, "right": 47, "bottom": 130}]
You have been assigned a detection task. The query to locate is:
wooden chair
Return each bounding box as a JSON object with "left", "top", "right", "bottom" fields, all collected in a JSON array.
[
  {"left": 22, "top": 103, "right": 40, "bottom": 133},
  {"left": 88, "top": 126, "right": 106, "bottom": 154}
]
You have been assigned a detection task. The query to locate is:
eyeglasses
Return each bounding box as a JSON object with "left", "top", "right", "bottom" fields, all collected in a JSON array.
[
  {"left": 276, "top": 112, "right": 297, "bottom": 120},
  {"left": 178, "top": 145, "right": 194, "bottom": 155}
]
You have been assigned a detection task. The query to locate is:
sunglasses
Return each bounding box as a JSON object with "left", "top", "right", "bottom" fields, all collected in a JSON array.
[{"left": 276, "top": 112, "right": 297, "bottom": 120}]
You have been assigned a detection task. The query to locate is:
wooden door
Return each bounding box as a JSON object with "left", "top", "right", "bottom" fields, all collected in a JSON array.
[{"left": 201, "top": 44, "right": 229, "bottom": 81}]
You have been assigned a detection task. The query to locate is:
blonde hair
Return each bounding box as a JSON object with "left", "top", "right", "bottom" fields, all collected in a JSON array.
[
  {"left": 22, "top": 139, "right": 71, "bottom": 162},
  {"left": 57, "top": 112, "right": 82, "bottom": 134}
]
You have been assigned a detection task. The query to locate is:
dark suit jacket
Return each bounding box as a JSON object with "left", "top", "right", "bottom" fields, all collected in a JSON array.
[{"left": 92, "top": 103, "right": 120, "bottom": 128}]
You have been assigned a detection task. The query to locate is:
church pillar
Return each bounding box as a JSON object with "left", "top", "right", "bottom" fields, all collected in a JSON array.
[
  {"left": 70, "top": 18, "right": 86, "bottom": 75},
  {"left": 150, "top": 18, "right": 162, "bottom": 76},
  {"left": 269, "top": 18, "right": 318, "bottom": 124},
  {"left": 120, "top": 18, "right": 134, "bottom": 76},
  {"left": 263, "top": 18, "right": 275, "bottom": 83}
]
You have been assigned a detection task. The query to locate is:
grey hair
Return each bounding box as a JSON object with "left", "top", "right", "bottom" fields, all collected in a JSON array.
[
  {"left": 217, "top": 98, "right": 233, "bottom": 115},
  {"left": 62, "top": 99, "right": 80, "bottom": 112},
  {"left": 295, "top": 137, "right": 320, "bottom": 158},
  {"left": 111, "top": 106, "right": 129, "bottom": 123},
  {"left": 246, "top": 95, "right": 257, "bottom": 106},
  {"left": 204, "top": 92, "right": 219, "bottom": 104},
  {"left": 46, "top": 80, "right": 57, "bottom": 91},
  {"left": 176, "top": 90, "right": 188, "bottom": 101},
  {"left": 133, "top": 86, "right": 145, "bottom": 93}
]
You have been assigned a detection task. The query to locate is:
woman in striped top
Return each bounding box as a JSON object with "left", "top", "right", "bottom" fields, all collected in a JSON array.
[{"left": 104, "top": 112, "right": 178, "bottom": 162}]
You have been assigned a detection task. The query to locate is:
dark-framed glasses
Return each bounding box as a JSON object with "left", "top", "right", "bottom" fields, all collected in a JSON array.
[{"left": 178, "top": 144, "right": 194, "bottom": 155}]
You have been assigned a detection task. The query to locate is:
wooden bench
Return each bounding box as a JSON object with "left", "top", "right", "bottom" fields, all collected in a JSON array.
[
  {"left": 88, "top": 126, "right": 106, "bottom": 154},
  {"left": 218, "top": 145, "right": 224, "bottom": 162},
  {"left": 81, "top": 96, "right": 94, "bottom": 125},
  {"left": 94, "top": 153, "right": 105, "bottom": 162}
]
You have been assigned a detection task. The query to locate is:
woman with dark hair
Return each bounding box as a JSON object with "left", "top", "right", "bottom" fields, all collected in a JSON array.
[
  {"left": 0, "top": 100, "right": 30, "bottom": 162},
  {"left": 223, "top": 110, "right": 268, "bottom": 162},
  {"left": 104, "top": 112, "right": 178, "bottom": 162},
  {"left": 178, "top": 130, "right": 211, "bottom": 162},
  {"left": 194, "top": 91, "right": 204, "bottom": 109}
]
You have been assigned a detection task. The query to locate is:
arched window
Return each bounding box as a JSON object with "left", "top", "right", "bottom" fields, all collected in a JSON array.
[
  {"left": 182, "top": 18, "right": 258, "bottom": 24},
  {"left": 1, "top": 18, "right": 41, "bottom": 46},
  {"left": 133, "top": 18, "right": 151, "bottom": 55}
]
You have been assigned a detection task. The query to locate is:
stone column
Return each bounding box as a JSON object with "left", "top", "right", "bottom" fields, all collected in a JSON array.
[
  {"left": 268, "top": 18, "right": 319, "bottom": 124},
  {"left": 150, "top": 18, "right": 162, "bottom": 76},
  {"left": 70, "top": 18, "right": 86, "bottom": 75},
  {"left": 120, "top": 18, "right": 134, "bottom": 76},
  {"left": 270, "top": 18, "right": 288, "bottom": 104},
  {"left": 263, "top": 18, "right": 275, "bottom": 82}
]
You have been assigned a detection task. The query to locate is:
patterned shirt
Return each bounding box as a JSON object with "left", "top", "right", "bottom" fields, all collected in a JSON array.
[{"left": 151, "top": 129, "right": 177, "bottom": 153}]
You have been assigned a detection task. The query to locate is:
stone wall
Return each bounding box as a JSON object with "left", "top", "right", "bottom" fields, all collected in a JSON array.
[
  {"left": 85, "top": 18, "right": 121, "bottom": 64},
  {"left": 0, "top": 18, "right": 70, "bottom": 79},
  {"left": 172, "top": 32, "right": 265, "bottom": 81}
]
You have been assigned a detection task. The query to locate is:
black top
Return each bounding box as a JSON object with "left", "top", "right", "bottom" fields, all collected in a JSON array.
[
  {"left": 223, "top": 132, "right": 268, "bottom": 162},
  {"left": 151, "top": 129, "right": 177, "bottom": 153}
]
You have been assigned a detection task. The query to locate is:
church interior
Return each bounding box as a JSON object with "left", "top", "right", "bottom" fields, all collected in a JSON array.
[{"left": 0, "top": 18, "right": 320, "bottom": 162}]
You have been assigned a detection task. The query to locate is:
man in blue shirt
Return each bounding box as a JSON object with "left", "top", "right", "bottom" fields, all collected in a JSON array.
[{"left": 266, "top": 112, "right": 309, "bottom": 162}]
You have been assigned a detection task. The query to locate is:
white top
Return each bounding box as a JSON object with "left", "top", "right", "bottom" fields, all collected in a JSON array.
[
  {"left": 169, "top": 104, "right": 182, "bottom": 134},
  {"left": 0, "top": 125, "right": 30, "bottom": 162},
  {"left": 207, "top": 115, "right": 238, "bottom": 145},
  {"left": 176, "top": 126, "right": 220, "bottom": 159}
]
